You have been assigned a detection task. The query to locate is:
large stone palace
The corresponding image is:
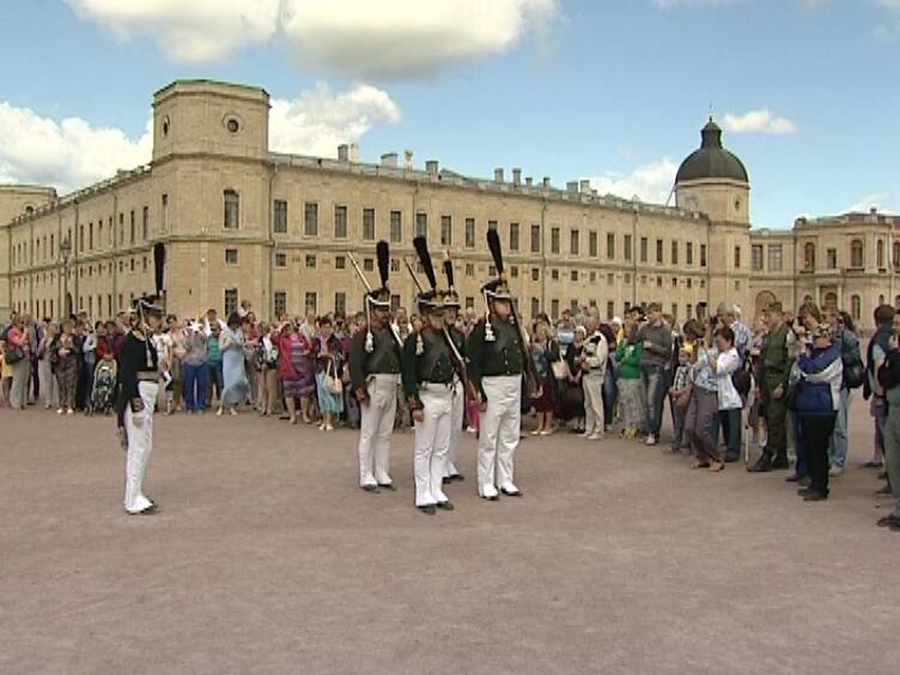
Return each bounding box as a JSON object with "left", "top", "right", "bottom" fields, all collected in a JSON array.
[{"left": 1, "top": 79, "right": 897, "bottom": 324}]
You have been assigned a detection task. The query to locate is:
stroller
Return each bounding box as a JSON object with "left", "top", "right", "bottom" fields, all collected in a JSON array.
[{"left": 89, "top": 358, "right": 118, "bottom": 415}]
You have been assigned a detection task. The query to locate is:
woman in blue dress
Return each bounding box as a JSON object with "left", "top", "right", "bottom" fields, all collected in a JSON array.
[
  {"left": 217, "top": 312, "right": 249, "bottom": 416},
  {"left": 314, "top": 315, "right": 344, "bottom": 431}
]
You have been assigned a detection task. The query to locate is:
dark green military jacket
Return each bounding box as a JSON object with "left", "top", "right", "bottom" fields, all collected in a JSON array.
[
  {"left": 349, "top": 326, "right": 400, "bottom": 393},
  {"left": 760, "top": 323, "right": 792, "bottom": 388},
  {"left": 466, "top": 317, "right": 524, "bottom": 399},
  {"left": 401, "top": 328, "right": 457, "bottom": 409}
]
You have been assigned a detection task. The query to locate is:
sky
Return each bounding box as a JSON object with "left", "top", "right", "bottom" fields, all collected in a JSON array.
[{"left": 0, "top": 0, "right": 897, "bottom": 228}]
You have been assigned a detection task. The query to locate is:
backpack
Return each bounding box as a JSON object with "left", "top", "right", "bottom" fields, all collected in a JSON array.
[{"left": 731, "top": 349, "right": 752, "bottom": 397}]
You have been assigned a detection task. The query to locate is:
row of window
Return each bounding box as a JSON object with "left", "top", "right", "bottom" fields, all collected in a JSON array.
[
  {"left": 10, "top": 204, "right": 158, "bottom": 268},
  {"left": 798, "top": 239, "right": 897, "bottom": 272}
]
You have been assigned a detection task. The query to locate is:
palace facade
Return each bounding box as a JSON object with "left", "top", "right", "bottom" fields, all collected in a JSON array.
[{"left": 1, "top": 79, "right": 897, "bottom": 325}]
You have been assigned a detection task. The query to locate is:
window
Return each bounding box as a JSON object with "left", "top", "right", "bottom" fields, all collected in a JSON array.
[
  {"left": 509, "top": 222, "right": 519, "bottom": 251},
  {"left": 274, "top": 291, "right": 287, "bottom": 318},
  {"left": 590, "top": 272, "right": 596, "bottom": 283},
  {"left": 850, "top": 239, "right": 864, "bottom": 268},
  {"left": 334, "top": 205, "right": 348, "bottom": 238},
  {"left": 551, "top": 299, "right": 559, "bottom": 318},
  {"left": 551, "top": 227, "right": 560, "bottom": 254},
  {"left": 531, "top": 224, "right": 541, "bottom": 253},
  {"left": 570, "top": 229, "right": 580, "bottom": 255},
  {"left": 304, "top": 202, "right": 318, "bottom": 236},
  {"left": 671, "top": 304, "right": 678, "bottom": 320},
  {"left": 551, "top": 269, "right": 559, "bottom": 281},
  {"left": 589, "top": 231, "right": 598, "bottom": 257},
  {"left": 531, "top": 268, "right": 539, "bottom": 281},
  {"left": 686, "top": 242, "right": 694, "bottom": 266},
  {"left": 466, "top": 297, "right": 475, "bottom": 310},
  {"left": 362, "top": 208, "right": 375, "bottom": 240},
  {"left": 804, "top": 242, "right": 816, "bottom": 270},
  {"left": 606, "top": 273, "right": 614, "bottom": 285},
  {"left": 734, "top": 246, "right": 741, "bottom": 269},
  {"left": 224, "top": 190, "right": 239, "bottom": 229},
  {"left": 571, "top": 270, "right": 578, "bottom": 281},
  {"left": 390, "top": 258, "right": 400, "bottom": 273},
  {"left": 305, "top": 254, "right": 317, "bottom": 269},
  {"left": 878, "top": 240, "right": 885, "bottom": 268},
  {"left": 851, "top": 295, "right": 861, "bottom": 322},
  {"left": 767, "top": 244, "right": 783, "bottom": 271},
  {"left": 672, "top": 277, "right": 678, "bottom": 287},
  {"left": 130, "top": 258, "right": 135, "bottom": 272},
  {"left": 363, "top": 258, "right": 374, "bottom": 272},
  {"left": 415, "top": 212, "right": 427, "bottom": 238},
  {"left": 161, "top": 194, "right": 169, "bottom": 232},
  {"left": 224, "top": 248, "right": 239, "bottom": 265},
  {"left": 272, "top": 252, "right": 287, "bottom": 268},
  {"left": 335, "top": 255, "right": 346, "bottom": 269},
  {"left": 827, "top": 248, "right": 837, "bottom": 269},
  {"left": 465, "top": 218, "right": 475, "bottom": 248},
  {"left": 751, "top": 244, "right": 763, "bottom": 271},
  {"left": 656, "top": 239, "right": 663, "bottom": 264},
  {"left": 700, "top": 244, "right": 707, "bottom": 268},
  {"left": 142, "top": 206, "right": 149, "bottom": 240},
  {"left": 607, "top": 301, "right": 615, "bottom": 320},
  {"left": 510, "top": 266, "right": 519, "bottom": 278},
  {"left": 895, "top": 242, "right": 900, "bottom": 268},
  {"left": 640, "top": 237, "right": 648, "bottom": 263},
  {"left": 488, "top": 220, "right": 497, "bottom": 232},
  {"left": 687, "top": 278, "right": 693, "bottom": 289},
  {"left": 390, "top": 211, "right": 402, "bottom": 243},
  {"left": 488, "top": 265, "right": 497, "bottom": 277},
  {"left": 130, "top": 210, "right": 135, "bottom": 243},
  {"left": 224, "top": 288, "right": 238, "bottom": 315},
  {"left": 335, "top": 292, "right": 346, "bottom": 315},
  {"left": 465, "top": 263, "right": 474, "bottom": 277},
  {"left": 657, "top": 276, "right": 663, "bottom": 288},
  {"left": 305, "top": 292, "right": 317, "bottom": 313},
  {"left": 87, "top": 223, "right": 93, "bottom": 250},
  {"left": 531, "top": 298, "right": 540, "bottom": 318},
  {"left": 79, "top": 225, "right": 85, "bottom": 252},
  {"left": 623, "top": 234, "right": 632, "bottom": 262},
  {"left": 274, "top": 200, "right": 288, "bottom": 233},
  {"left": 606, "top": 233, "right": 615, "bottom": 260},
  {"left": 441, "top": 215, "right": 452, "bottom": 246},
  {"left": 672, "top": 241, "right": 679, "bottom": 266}
]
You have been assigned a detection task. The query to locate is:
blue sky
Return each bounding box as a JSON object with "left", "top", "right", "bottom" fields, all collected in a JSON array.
[{"left": 0, "top": 0, "right": 897, "bottom": 228}]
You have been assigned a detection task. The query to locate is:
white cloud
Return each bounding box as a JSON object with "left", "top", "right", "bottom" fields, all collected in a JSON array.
[
  {"left": 269, "top": 83, "right": 401, "bottom": 156},
  {"left": 280, "top": 0, "right": 559, "bottom": 78},
  {"left": 721, "top": 109, "right": 798, "bottom": 135},
  {"left": 66, "top": 0, "right": 560, "bottom": 77},
  {"left": 66, "top": 0, "right": 280, "bottom": 64},
  {"left": 844, "top": 192, "right": 893, "bottom": 214},
  {"left": 585, "top": 158, "right": 679, "bottom": 206},
  {"left": 0, "top": 102, "right": 152, "bottom": 192},
  {"left": 0, "top": 83, "right": 400, "bottom": 191}
]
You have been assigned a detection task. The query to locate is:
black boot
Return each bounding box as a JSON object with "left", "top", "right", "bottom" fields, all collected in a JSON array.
[
  {"left": 771, "top": 450, "right": 790, "bottom": 470},
  {"left": 747, "top": 448, "right": 773, "bottom": 473}
]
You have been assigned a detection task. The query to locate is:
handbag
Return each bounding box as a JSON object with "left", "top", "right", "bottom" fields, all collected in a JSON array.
[
  {"left": 844, "top": 361, "right": 865, "bottom": 390},
  {"left": 551, "top": 359, "right": 569, "bottom": 380},
  {"left": 4, "top": 344, "right": 24, "bottom": 365},
  {"left": 324, "top": 360, "right": 343, "bottom": 395},
  {"left": 674, "top": 385, "right": 693, "bottom": 413}
]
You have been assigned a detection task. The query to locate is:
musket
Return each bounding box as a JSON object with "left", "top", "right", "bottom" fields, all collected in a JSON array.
[
  {"left": 347, "top": 251, "right": 403, "bottom": 347},
  {"left": 402, "top": 258, "right": 479, "bottom": 403},
  {"left": 508, "top": 297, "right": 539, "bottom": 397}
]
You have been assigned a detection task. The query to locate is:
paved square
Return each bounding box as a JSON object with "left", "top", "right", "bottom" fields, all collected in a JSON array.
[{"left": 2, "top": 406, "right": 898, "bottom": 674}]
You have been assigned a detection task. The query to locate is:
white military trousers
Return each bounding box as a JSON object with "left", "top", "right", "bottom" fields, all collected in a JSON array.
[
  {"left": 414, "top": 384, "right": 452, "bottom": 506},
  {"left": 477, "top": 375, "right": 522, "bottom": 496},
  {"left": 124, "top": 380, "right": 159, "bottom": 514},
  {"left": 357, "top": 374, "right": 397, "bottom": 487},
  {"left": 443, "top": 379, "right": 464, "bottom": 478}
]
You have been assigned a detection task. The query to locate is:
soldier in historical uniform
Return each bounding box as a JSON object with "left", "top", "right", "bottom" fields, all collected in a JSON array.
[
  {"left": 118, "top": 296, "right": 165, "bottom": 515},
  {"left": 749, "top": 301, "right": 792, "bottom": 472},
  {"left": 400, "top": 237, "right": 460, "bottom": 514},
  {"left": 349, "top": 242, "right": 402, "bottom": 492},
  {"left": 467, "top": 230, "right": 536, "bottom": 500},
  {"left": 441, "top": 253, "right": 467, "bottom": 484}
]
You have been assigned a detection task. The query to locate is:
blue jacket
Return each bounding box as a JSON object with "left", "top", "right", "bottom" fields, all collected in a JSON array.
[{"left": 795, "top": 343, "right": 842, "bottom": 416}]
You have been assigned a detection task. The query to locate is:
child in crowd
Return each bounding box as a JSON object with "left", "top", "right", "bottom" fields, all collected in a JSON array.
[{"left": 668, "top": 344, "right": 694, "bottom": 454}]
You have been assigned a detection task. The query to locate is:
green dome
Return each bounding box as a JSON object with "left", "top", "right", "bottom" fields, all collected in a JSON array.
[{"left": 676, "top": 119, "right": 749, "bottom": 184}]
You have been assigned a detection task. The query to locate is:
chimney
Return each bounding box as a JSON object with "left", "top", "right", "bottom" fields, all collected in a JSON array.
[
  {"left": 566, "top": 181, "right": 579, "bottom": 193},
  {"left": 525, "top": 176, "right": 533, "bottom": 187},
  {"left": 580, "top": 179, "right": 591, "bottom": 193},
  {"left": 512, "top": 168, "right": 522, "bottom": 186},
  {"left": 542, "top": 176, "right": 551, "bottom": 189},
  {"left": 870, "top": 207, "right": 878, "bottom": 215},
  {"left": 426, "top": 160, "right": 439, "bottom": 176},
  {"left": 349, "top": 144, "right": 360, "bottom": 162},
  {"left": 404, "top": 149, "right": 414, "bottom": 170},
  {"left": 494, "top": 168, "right": 504, "bottom": 183},
  {"left": 381, "top": 152, "right": 398, "bottom": 168},
  {"left": 337, "top": 144, "right": 349, "bottom": 162}
]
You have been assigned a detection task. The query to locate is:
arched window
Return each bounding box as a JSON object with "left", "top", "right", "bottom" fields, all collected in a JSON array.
[
  {"left": 877, "top": 240, "right": 885, "bottom": 268},
  {"left": 823, "top": 292, "right": 838, "bottom": 311},
  {"left": 894, "top": 242, "right": 900, "bottom": 268},
  {"left": 851, "top": 295, "right": 861, "bottom": 321},
  {"left": 850, "top": 239, "right": 864, "bottom": 268},
  {"left": 803, "top": 242, "right": 816, "bottom": 270},
  {"left": 223, "top": 189, "right": 240, "bottom": 230}
]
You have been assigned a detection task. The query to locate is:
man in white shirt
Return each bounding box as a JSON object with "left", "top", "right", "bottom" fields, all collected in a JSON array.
[{"left": 579, "top": 308, "right": 609, "bottom": 440}]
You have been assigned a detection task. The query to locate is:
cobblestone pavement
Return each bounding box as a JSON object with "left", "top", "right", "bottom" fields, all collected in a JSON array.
[{"left": 2, "top": 404, "right": 899, "bottom": 675}]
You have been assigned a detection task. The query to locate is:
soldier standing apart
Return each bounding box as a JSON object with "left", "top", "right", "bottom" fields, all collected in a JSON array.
[
  {"left": 441, "top": 254, "right": 466, "bottom": 483},
  {"left": 119, "top": 297, "right": 165, "bottom": 515},
  {"left": 749, "top": 302, "right": 792, "bottom": 473},
  {"left": 349, "top": 242, "right": 401, "bottom": 492},
  {"left": 401, "top": 237, "right": 458, "bottom": 514},
  {"left": 467, "top": 230, "right": 535, "bottom": 500}
]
